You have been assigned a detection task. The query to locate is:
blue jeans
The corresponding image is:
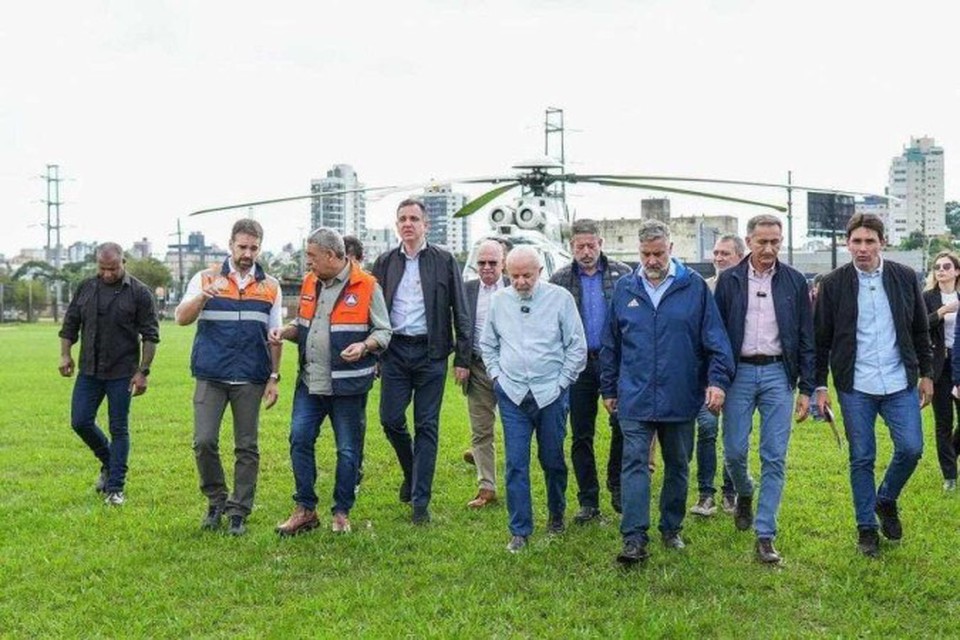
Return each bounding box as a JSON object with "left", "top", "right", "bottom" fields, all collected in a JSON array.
[
  {"left": 722, "top": 362, "right": 794, "bottom": 538},
  {"left": 379, "top": 337, "right": 448, "bottom": 508},
  {"left": 620, "top": 419, "right": 694, "bottom": 543},
  {"left": 837, "top": 387, "right": 923, "bottom": 529},
  {"left": 70, "top": 373, "right": 133, "bottom": 493},
  {"left": 694, "top": 404, "right": 735, "bottom": 497},
  {"left": 496, "top": 385, "right": 568, "bottom": 537},
  {"left": 290, "top": 382, "right": 364, "bottom": 515}
]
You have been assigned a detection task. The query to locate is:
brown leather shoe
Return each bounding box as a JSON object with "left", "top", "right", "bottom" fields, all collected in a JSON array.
[
  {"left": 331, "top": 512, "right": 351, "bottom": 534},
  {"left": 276, "top": 505, "right": 319, "bottom": 537},
  {"left": 463, "top": 449, "right": 475, "bottom": 465},
  {"left": 467, "top": 488, "right": 496, "bottom": 508}
]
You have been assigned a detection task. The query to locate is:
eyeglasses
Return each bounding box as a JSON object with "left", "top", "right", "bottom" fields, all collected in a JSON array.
[
  {"left": 477, "top": 261, "right": 499, "bottom": 267},
  {"left": 935, "top": 263, "right": 955, "bottom": 271}
]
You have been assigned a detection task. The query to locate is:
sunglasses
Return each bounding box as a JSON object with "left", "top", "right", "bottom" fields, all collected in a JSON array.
[
  {"left": 935, "top": 263, "right": 956, "bottom": 271},
  {"left": 477, "top": 260, "right": 499, "bottom": 267}
]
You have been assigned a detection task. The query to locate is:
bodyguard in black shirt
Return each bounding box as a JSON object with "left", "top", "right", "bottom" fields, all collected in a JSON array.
[{"left": 58, "top": 242, "right": 160, "bottom": 506}]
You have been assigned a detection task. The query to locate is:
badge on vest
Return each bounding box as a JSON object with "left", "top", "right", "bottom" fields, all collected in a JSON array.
[
  {"left": 628, "top": 298, "right": 639, "bottom": 308},
  {"left": 213, "top": 276, "right": 230, "bottom": 292},
  {"left": 344, "top": 293, "right": 359, "bottom": 307}
]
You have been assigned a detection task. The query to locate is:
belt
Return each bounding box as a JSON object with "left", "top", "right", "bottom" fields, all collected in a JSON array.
[
  {"left": 394, "top": 334, "right": 428, "bottom": 344},
  {"left": 739, "top": 354, "right": 783, "bottom": 366}
]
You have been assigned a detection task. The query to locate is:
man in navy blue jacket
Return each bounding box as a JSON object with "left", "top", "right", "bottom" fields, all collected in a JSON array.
[
  {"left": 714, "top": 214, "right": 815, "bottom": 564},
  {"left": 601, "top": 219, "right": 735, "bottom": 565}
]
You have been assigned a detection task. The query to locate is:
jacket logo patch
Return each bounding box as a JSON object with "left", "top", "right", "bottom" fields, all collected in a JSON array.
[
  {"left": 344, "top": 293, "right": 359, "bottom": 307},
  {"left": 628, "top": 299, "right": 640, "bottom": 308}
]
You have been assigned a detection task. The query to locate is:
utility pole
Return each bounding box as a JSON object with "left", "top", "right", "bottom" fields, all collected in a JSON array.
[
  {"left": 544, "top": 107, "right": 566, "bottom": 205},
  {"left": 786, "top": 170, "right": 794, "bottom": 265},
  {"left": 168, "top": 218, "right": 186, "bottom": 300},
  {"left": 42, "top": 164, "right": 64, "bottom": 322}
]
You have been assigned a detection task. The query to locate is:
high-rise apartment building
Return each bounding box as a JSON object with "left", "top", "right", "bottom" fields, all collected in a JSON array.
[
  {"left": 310, "top": 164, "right": 366, "bottom": 237},
  {"left": 421, "top": 184, "right": 470, "bottom": 255},
  {"left": 887, "top": 136, "right": 944, "bottom": 245}
]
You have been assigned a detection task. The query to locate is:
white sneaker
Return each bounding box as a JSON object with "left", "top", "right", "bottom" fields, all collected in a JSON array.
[
  {"left": 104, "top": 491, "right": 125, "bottom": 506},
  {"left": 944, "top": 479, "right": 957, "bottom": 492},
  {"left": 690, "top": 495, "right": 717, "bottom": 516}
]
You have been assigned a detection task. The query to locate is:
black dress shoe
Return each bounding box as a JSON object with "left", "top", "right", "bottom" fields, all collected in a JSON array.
[
  {"left": 857, "top": 527, "right": 880, "bottom": 557},
  {"left": 399, "top": 479, "right": 412, "bottom": 504},
  {"left": 734, "top": 495, "right": 753, "bottom": 532},
  {"left": 755, "top": 537, "right": 782, "bottom": 564},
  {"left": 547, "top": 513, "right": 565, "bottom": 534},
  {"left": 662, "top": 532, "right": 686, "bottom": 549},
  {"left": 875, "top": 500, "right": 902, "bottom": 540},
  {"left": 227, "top": 515, "right": 246, "bottom": 536},
  {"left": 200, "top": 504, "right": 225, "bottom": 531},
  {"left": 617, "top": 540, "right": 649, "bottom": 565},
  {"left": 412, "top": 505, "right": 431, "bottom": 525},
  {"left": 573, "top": 506, "right": 601, "bottom": 524}
]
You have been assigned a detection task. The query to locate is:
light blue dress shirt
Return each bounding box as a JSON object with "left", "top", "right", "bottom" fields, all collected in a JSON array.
[
  {"left": 389, "top": 241, "right": 428, "bottom": 336},
  {"left": 853, "top": 258, "right": 908, "bottom": 395},
  {"left": 480, "top": 281, "right": 587, "bottom": 408},
  {"left": 640, "top": 259, "right": 677, "bottom": 309}
]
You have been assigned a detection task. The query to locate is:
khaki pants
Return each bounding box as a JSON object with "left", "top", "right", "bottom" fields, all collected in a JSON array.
[
  {"left": 192, "top": 379, "right": 264, "bottom": 517},
  {"left": 467, "top": 356, "right": 498, "bottom": 492}
]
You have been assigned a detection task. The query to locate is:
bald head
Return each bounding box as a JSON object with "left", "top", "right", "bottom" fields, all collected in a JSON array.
[
  {"left": 96, "top": 242, "right": 125, "bottom": 285},
  {"left": 505, "top": 246, "right": 542, "bottom": 297}
]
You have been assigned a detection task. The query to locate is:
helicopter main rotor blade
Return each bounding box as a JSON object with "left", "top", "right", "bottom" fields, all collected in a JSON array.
[
  {"left": 584, "top": 179, "right": 787, "bottom": 212},
  {"left": 188, "top": 187, "right": 402, "bottom": 217},
  {"left": 453, "top": 182, "right": 521, "bottom": 218},
  {"left": 568, "top": 174, "right": 888, "bottom": 199}
]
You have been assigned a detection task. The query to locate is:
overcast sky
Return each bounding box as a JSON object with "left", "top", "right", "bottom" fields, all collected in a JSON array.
[{"left": 2, "top": 0, "right": 957, "bottom": 258}]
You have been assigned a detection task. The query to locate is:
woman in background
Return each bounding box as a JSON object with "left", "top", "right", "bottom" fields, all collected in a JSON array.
[{"left": 923, "top": 250, "right": 960, "bottom": 491}]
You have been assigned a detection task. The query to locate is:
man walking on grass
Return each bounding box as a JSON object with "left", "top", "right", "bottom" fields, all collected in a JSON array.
[
  {"left": 815, "top": 213, "right": 932, "bottom": 557},
  {"left": 272, "top": 227, "right": 391, "bottom": 536},
  {"left": 59, "top": 242, "right": 160, "bottom": 507},
  {"left": 481, "top": 246, "right": 586, "bottom": 553},
  {"left": 714, "top": 215, "right": 815, "bottom": 564},
  {"left": 175, "top": 218, "right": 283, "bottom": 536}
]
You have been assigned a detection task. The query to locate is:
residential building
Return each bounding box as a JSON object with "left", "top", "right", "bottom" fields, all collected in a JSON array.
[
  {"left": 421, "top": 184, "right": 470, "bottom": 255},
  {"left": 598, "top": 213, "right": 738, "bottom": 263},
  {"left": 888, "top": 136, "right": 945, "bottom": 245},
  {"left": 310, "top": 164, "right": 366, "bottom": 237}
]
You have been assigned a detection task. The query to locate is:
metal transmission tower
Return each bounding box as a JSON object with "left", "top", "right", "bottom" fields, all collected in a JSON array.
[
  {"left": 42, "top": 164, "right": 64, "bottom": 322},
  {"left": 544, "top": 107, "right": 566, "bottom": 206}
]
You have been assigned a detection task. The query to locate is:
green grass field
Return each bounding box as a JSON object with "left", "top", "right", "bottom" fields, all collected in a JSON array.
[{"left": 1, "top": 322, "right": 957, "bottom": 638}]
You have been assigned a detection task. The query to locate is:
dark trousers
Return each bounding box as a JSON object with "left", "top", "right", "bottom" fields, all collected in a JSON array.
[
  {"left": 379, "top": 336, "right": 448, "bottom": 508},
  {"left": 70, "top": 373, "right": 133, "bottom": 493},
  {"left": 569, "top": 357, "right": 622, "bottom": 508},
  {"left": 932, "top": 358, "right": 960, "bottom": 481}
]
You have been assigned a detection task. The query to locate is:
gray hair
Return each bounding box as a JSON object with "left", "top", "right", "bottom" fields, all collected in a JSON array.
[
  {"left": 746, "top": 214, "right": 783, "bottom": 235},
  {"left": 570, "top": 218, "right": 600, "bottom": 237},
  {"left": 96, "top": 242, "right": 124, "bottom": 260},
  {"left": 307, "top": 227, "right": 345, "bottom": 259},
  {"left": 231, "top": 218, "right": 264, "bottom": 242},
  {"left": 477, "top": 239, "right": 505, "bottom": 260},
  {"left": 638, "top": 219, "right": 671, "bottom": 243},
  {"left": 505, "top": 245, "right": 542, "bottom": 269},
  {"left": 717, "top": 234, "right": 747, "bottom": 257}
]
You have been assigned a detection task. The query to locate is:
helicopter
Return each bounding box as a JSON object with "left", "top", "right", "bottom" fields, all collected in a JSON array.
[{"left": 189, "top": 153, "right": 887, "bottom": 280}]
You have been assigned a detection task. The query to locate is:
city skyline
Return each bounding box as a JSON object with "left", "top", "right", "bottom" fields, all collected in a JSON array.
[{"left": 2, "top": 1, "right": 958, "bottom": 259}]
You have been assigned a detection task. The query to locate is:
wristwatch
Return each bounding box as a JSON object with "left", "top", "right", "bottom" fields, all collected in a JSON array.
[
  {"left": 138, "top": 367, "right": 151, "bottom": 376},
  {"left": 269, "top": 372, "right": 281, "bottom": 382}
]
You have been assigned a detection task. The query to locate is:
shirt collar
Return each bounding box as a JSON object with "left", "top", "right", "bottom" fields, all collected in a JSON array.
[
  {"left": 400, "top": 239, "right": 427, "bottom": 259},
  {"left": 480, "top": 278, "right": 504, "bottom": 292},
  {"left": 749, "top": 260, "right": 777, "bottom": 279},
  {"left": 854, "top": 255, "right": 884, "bottom": 278},
  {"left": 641, "top": 259, "right": 677, "bottom": 286}
]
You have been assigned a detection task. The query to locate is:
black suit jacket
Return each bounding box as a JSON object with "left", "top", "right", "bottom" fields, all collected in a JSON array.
[
  {"left": 923, "top": 288, "right": 952, "bottom": 380},
  {"left": 814, "top": 260, "right": 933, "bottom": 392},
  {"left": 373, "top": 243, "right": 472, "bottom": 368},
  {"left": 465, "top": 276, "right": 510, "bottom": 351}
]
